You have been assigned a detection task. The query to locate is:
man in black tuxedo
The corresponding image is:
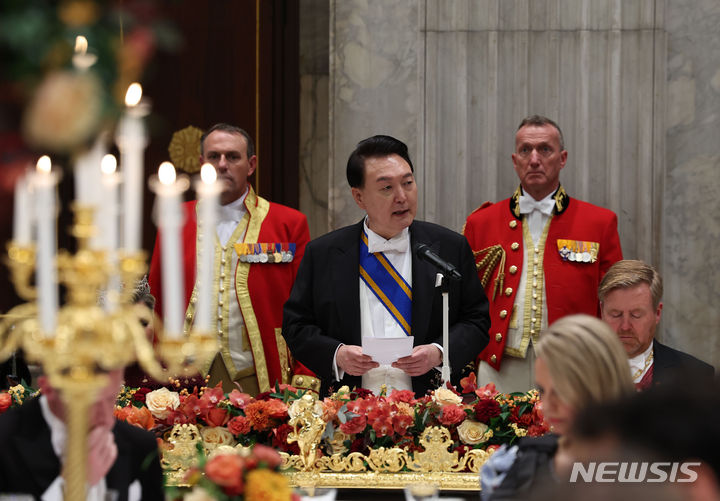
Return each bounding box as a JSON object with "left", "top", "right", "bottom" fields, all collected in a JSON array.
[
  {"left": 0, "top": 369, "right": 163, "bottom": 500},
  {"left": 283, "top": 135, "right": 490, "bottom": 398},
  {"left": 599, "top": 259, "right": 714, "bottom": 389}
]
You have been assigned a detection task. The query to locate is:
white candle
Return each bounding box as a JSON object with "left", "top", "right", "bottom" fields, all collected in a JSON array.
[
  {"left": 13, "top": 172, "right": 32, "bottom": 245},
  {"left": 76, "top": 134, "right": 107, "bottom": 248},
  {"left": 151, "top": 162, "right": 187, "bottom": 338},
  {"left": 34, "top": 156, "right": 59, "bottom": 335},
  {"left": 100, "top": 154, "right": 119, "bottom": 251},
  {"left": 194, "top": 163, "right": 221, "bottom": 332},
  {"left": 116, "top": 83, "right": 148, "bottom": 253},
  {"left": 71, "top": 35, "right": 97, "bottom": 70}
]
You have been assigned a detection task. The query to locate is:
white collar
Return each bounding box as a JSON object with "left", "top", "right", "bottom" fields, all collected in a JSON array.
[
  {"left": 628, "top": 341, "right": 654, "bottom": 380},
  {"left": 363, "top": 218, "right": 410, "bottom": 254},
  {"left": 218, "top": 188, "right": 248, "bottom": 222},
  {"left": 39, "top": 395, "right": 66, "bottom": 459}
]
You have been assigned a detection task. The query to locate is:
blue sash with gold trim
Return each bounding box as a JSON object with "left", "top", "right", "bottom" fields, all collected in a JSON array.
[{"left": 359, "top": 230, "right": 412, "bottom": 336}]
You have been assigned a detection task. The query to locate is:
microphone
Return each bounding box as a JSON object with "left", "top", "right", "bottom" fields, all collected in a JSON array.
[{"left": 414, "top": 243, "right": 462, "bottom": 281}]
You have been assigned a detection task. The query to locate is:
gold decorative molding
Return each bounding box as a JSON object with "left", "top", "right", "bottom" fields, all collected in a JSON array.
[{"left": 168, "top": 125, "right": 203, "bottom": 174}]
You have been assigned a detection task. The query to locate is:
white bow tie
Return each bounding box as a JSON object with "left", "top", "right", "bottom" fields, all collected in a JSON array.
[
  {"left": 367, "top": 237, "right": 409, "bottom": 254},
  {"left": 518, "top": 195, "right": 555, "bottom": 216}
]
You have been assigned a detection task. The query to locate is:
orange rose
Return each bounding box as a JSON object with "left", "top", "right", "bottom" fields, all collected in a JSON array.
[
  {"left": 203, "top": 407, "right": 230, "bottom": 427},
  {"left": 0, "top": 393, "right": 12, "bottom": 414},
  {"left": 204, "top": 453, "right": 245, "bottom": 496},
  {"left": 125, "top": 406, "right": 156, "bottom": 430}
]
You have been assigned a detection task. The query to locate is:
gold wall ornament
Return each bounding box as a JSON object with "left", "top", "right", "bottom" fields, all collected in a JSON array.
[
  {"left": 168, "top": 125, "right": 203, "bottom": 174},
  {"left": 0, "top": 206, "right": 219, "bottom": 499}
]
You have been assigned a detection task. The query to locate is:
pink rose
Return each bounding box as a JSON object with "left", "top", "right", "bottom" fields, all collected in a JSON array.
[{"left": 439, "top": 405, "right": 467, "bottom": 426}]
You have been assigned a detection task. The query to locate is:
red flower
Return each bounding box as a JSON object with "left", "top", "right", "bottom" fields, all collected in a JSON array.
[
  {"left": 200, "top": 384, "right": 225, "bottom": 407},
  {"left": 439, "top": 405, "right": 467, "bottom": 426},
  {"left": 265, "top": 399, "right": 288, "bottom": 419},
  {"left": 371, "top": 417, "right": 393, "bottom": 437},
  {"left": 227, "top": 415, "right": 251, "bottom": 436},
  {"left": 272, "top": 423, "right": 299, "bottom": 454},
  {"left": 486, "top": 444, "right": 501, "bottom": 453},
  {"left": 339, "top": 415, "right": 367, "bottom": 435},
  {"left": 392, "top": 413, "right": 413, "bottom": 435},
  {"left": 352, "top": 388, "right": 373, "bottom": 399},
  {"left": 179, "top": 394, "right": 203, "bottom": 420},
  {"left": 165, "top": 409, "right": 190, "bottom": 425},
  {"left": 132, "top": 387, "right": 151, "bottom": 403},
  {"left": 115, "top": 406, "right": 155, "bottom": 430},
  {"left": 510, "top": 408, "right": 533, "bottom": 427},
  {"left": 460, "top": 373, "right": 478, "bottom": 394},
  {"left": 0, "top": 393, "right": 11, "bottom": 414},
  {"left": 228, "top": 390, "right": 252, "bottom": 409},
  {"left": 474, "top": 399, "right": 502, "bottom": 423},
  {"left": 204, "top": 454, "right": 245, "bottom": 496},
  {"left": 527, "top": 423, "right": 549, "bottom": 437},
  {"left": 476, "top": 382, "right": 499, "bottom": 399},
  {"left": 245, "top": 401, "right": 279, "bottom": 431},
  {"left": 346, "top": 398, "right": 364, "bottom": 415},
  {"left": 203, "top": 406, "right": 230, "bottom": 427},
  {"left": 387, "top": 389, "right": 416, "bottom": 404},
  {"left": 252, "top": 443, "right": 283, "bottom": 468}
]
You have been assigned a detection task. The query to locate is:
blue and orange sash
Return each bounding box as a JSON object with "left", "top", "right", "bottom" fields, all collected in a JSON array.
[{"left": 359, "top": 230, "right": 412, "bottom": 336}]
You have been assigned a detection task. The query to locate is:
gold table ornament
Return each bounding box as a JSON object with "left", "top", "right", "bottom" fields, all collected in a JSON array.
[{"left": 0, "top": 206, "right": 218, "bottom": 499}]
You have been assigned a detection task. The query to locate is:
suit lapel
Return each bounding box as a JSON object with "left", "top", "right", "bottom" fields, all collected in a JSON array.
[
  {"left": 410, "top": 222, "right": 439, "bottom": 344},
  {"left": 331, "top": 222, "right": 362, "bottom": 344},
  {"left": 13, "top": 398, "right": 62, "bottom": 495}
]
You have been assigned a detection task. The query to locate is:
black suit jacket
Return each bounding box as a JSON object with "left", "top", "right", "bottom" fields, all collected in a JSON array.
[
  {"left": 0, "top": 397, "right": 164, "bottom": 500},
  {"left": 282, "top": 219, "right": 490, "bottom": 397},
  {"left": 653, "top": 340, "right": 715, "bottom": 387}
]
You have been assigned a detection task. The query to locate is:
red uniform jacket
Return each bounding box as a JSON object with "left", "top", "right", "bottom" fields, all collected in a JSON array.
[
  {"left": 149, "top": 187, "right": 313, "bottom": 392},
  {"left": 463, "top": 187, "right": 623, "bottom": 371}
]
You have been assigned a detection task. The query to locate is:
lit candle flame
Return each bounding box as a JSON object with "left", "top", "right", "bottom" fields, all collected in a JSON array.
[
  {"left": 74, "top": 36, "right": 88, "bottom": 55},
  {"left": 158, "top": 162, "right": 176, "bottom": 185},
  {"left": 101, "top": 154, "right": 117, "bottom": 175},
  {"left": 200, "top": 163, "right": 217, "bottom": 184},
  {"left": 37, "top": 155, "right": 52, "bottom": 174},
  {"left": 125, "top": 83, "right": 143, "bottom": 107}
]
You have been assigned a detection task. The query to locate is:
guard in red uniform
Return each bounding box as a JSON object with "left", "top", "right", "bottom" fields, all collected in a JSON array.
[
  {"left": 149, "top": 124, "right": 317, "bottom": 395},
  {"left": 463, "top": 115, "right": 623, "bottom": 392}
]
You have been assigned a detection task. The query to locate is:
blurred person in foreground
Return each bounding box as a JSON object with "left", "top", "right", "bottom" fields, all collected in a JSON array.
[
  {"left": 0, "top": 368, "right": 163, "bottom": 499},
  {"left": 481, "top": 314, "right": 634, "bottom": 500},
  {"left": 569, "top": 379, "right": 720, "bottom": 501},
  {"left": 598, "top": 259, "right": 714, "bottom": 390}
]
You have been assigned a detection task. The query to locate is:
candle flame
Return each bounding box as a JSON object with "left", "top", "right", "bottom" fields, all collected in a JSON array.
[
  {"left": 158, "top": 162, "right": 176, "bottom": 185},
  {"left": 74, "top": 36, "right": 88, "bottom": 54},
  {"left": 125, "top": 83, "right": 143, "bottom": 107},
  {"left": 36, "top": 156, "right": 52, "bottom": 174},
  {"left": 101, "top": 154, "right": 117, "bottom": 175},
  {"left": 200, "top": 163, "right": 217, "bottom": 184}
]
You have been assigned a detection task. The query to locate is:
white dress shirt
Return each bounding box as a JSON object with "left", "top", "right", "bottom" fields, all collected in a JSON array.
[
  {"left": 628, "top": 341, "right": 654, "bottom": 383},
  {"left": 215, "top": 190, "right": 253, "bottom": 373},
  {"left": 38, "top": 396, "right": 141, "bottom": 501}
]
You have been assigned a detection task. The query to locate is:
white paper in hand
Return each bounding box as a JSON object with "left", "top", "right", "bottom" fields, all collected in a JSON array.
[{"left": 362, "top": 336, "right": 414, "bottom": 365}]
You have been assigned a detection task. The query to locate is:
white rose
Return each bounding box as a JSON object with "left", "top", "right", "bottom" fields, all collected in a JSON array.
[
  {"left": 144, "top": 387, "right": 180, "bottom": 420},
  {"left": 433, "top": 388, "right": 462, "bottom": 406},
  {"left": 201, "top": 426, "right": 236, "bottom": 452},
  {"left": 184, "top": 487, "right": 216, "bottom": 501},
  {"left": 457, "top": 420, "right": 490, "bottom": 445}
]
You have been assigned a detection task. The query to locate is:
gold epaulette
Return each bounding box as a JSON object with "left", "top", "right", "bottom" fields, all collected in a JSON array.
[
  {"left": 473, "top": 245, "right": 506, "bottom": 301},
  {"left": 291, "top": 374, "right": 321, "bottom": 397}
]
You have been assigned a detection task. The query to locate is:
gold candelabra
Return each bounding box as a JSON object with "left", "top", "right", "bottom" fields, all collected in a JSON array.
[{"left": 0, "top": 206, "right": 218, "bottom": 499}]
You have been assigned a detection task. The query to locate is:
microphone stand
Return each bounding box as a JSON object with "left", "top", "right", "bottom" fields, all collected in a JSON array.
[{"left": 435, "top": 272, "right": 451, "bottom": 386}]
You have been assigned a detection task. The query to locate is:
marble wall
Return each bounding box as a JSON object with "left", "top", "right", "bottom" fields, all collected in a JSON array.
[
  {"left": 661, "top": 0, "right": 720, "bottom": 365},
  {"left": 298, "top": 0, "right": 720, "bottom": 368}
]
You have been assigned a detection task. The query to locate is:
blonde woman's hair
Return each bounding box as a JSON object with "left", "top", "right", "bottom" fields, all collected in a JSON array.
[{"left": 535, "top": 314, "right": 634, "bottom": 410}]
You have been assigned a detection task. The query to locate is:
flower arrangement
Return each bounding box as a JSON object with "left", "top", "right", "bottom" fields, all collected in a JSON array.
[
  {"left": 169, "top": 444, "right": 300, "bottom": 501},
  {"left": 114, "top": 373, "right": 548, "bottom": 472},
  {"left": 0, "top": 382, "right": 38, "bottom": 415}
]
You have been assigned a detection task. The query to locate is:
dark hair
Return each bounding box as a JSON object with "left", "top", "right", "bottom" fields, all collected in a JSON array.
[
  {"left": 517, "top": 115, "right": 565, "bottom": 151},
  {"left": 200, "top": 123, "right": 255, "bottom": 158},
  {"left": 131, "top": 277, "right": 156, "bottom": 310},
  {"left": 346, "top": 135, "right": 414, "bottom": 188}
]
